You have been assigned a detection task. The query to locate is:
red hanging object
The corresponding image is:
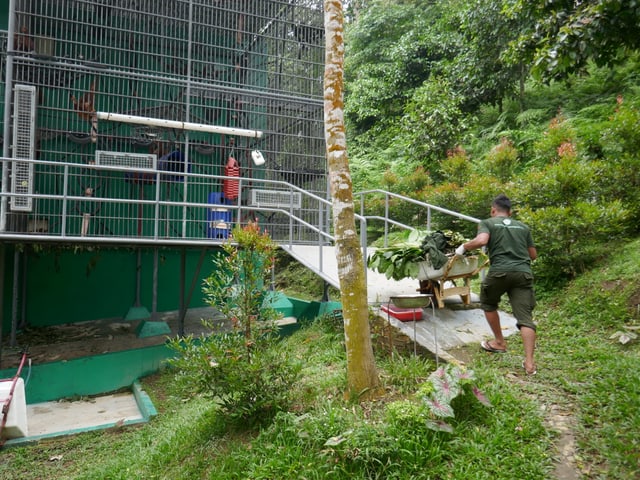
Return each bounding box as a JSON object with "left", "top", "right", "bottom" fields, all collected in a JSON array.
[{"left": 223, "top": 156, "right": 240, "bottom": 200}]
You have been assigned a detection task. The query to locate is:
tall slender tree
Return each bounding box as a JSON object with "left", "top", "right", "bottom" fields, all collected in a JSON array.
[{"left": 323, "top": 0, "right": 380, "bottom": 400}]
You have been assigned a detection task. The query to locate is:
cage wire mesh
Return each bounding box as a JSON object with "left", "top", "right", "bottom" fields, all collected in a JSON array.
[{"left": 2, "top": 0, "right": 328, "bottom": 243}]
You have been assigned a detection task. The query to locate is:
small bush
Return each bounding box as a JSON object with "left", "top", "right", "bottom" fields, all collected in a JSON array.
[
  {"left": 168, "top": 222, "right": 302, "bottom": 426},
  {"left": 440, "top": 146, "right": 472, "bottom": 185},
  {"left": 169, "top": 332, "right": 302, "bottom": 426},
  {"left": 531, "top": 111, "right": 577, "bottom": 166},
  {"left": 484, "top": 137, "right": 519, "bottom": 181}
]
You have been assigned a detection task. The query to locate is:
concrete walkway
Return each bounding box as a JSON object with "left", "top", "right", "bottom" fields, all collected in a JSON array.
[{"left": 280, "top": 244, "right": 519, "bottom": 362}]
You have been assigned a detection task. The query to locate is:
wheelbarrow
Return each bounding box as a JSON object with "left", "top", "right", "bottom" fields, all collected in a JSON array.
[{"left": 416, "top": 255, "right": 488, "bottom": 308}]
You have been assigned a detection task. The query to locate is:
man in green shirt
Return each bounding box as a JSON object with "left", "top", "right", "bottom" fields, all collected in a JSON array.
[{"left": 455, "top": 194, "right": 538, "bottom": 375}]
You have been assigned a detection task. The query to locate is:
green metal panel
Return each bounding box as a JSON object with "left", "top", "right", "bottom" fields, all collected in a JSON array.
[
  {"left": 2, "top": 246, "right": 221, "bottom": 329},
  {"left": 0, "top": 343, "right": 175, "bottom": 404}
]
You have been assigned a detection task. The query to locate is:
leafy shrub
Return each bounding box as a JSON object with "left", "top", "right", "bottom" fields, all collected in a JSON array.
[
  {"left": 399, "top": 78, "right": 468, "bottom": 177},
  {"left": 168, "top": 223, "right": 301, "bottom": 425},
  {"left": 417, "top": 364, "right": 491, "bottom": 432},
  {"left": 518, "top": 156, "right": 595, "bottom": 208},
  {"left": 483, "top": 137, "right": 520, "bottom": 181},
  {"left": 440, "top": 146, "right": 472, "bottom": 185},
  {"left": 601, "top": 96, "right": 640, "bottom": 156},
  {"left": 519, "top": 200, "right": 630, "bottom": 285},
  {"left": 426, "top": 175, "right": 507, "bottom": 237},
  {"left": 169, "top": 332, "right": 301, "bottom": 426},
  {"left": 530, "top": 111, "right": 577, "bottom": 167}
]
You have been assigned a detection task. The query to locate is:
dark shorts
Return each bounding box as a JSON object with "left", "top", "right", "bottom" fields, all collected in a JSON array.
[{"left": 480, "top": 270, "right": 536, "bottom": 331}]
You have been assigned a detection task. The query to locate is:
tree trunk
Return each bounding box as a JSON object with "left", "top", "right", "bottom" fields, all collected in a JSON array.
[{"left": 323, "top": 0, "right": 380, "bottom": 400}]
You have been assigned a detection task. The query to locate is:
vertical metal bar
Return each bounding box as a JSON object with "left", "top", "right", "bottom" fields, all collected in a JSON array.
[
  {"left": 0, "top": 244, "right": 5, "bottom": 364},
  {"left": 61, "top": 165, "right": 69, "bottom": 236},
  {"left": 384, "top": 192, "right": 390, "bottom": 247},
  {"left": 152, "top": 247, "right": 158, "bottom": 320},
  {"left": 1, "top": 0, "right": 17, "bottom": 232},
  {"left": 10, "top": 249, "right": 19, "bottom": 347},
  {"left": 182, "top": 0, "right": 194, "bottom": 239},
  {"left": 20, "top": 249, "right": 27, "bottom": 329},
  {"left": 134, "top": 249, "right": 143, "bottom": 307},
  {"left": 178, "top": 247, "right": 186, "bottom": 336},
  {"left": 154, "top": 171, "right": 160, "bottom": 239},
  {"left": 361, "top": 216, "right": 368, "bottom": 286}
]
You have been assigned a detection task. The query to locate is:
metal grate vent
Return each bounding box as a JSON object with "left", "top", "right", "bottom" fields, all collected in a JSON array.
[
  {"left": 11, "top": 84, "right": 37, "bottom": 212},
  {"left": 95, "top": 151, "right": 157, "bottom": 170},
  {"left": 250, "top": 189, "right": 302, "bottom": 209}
]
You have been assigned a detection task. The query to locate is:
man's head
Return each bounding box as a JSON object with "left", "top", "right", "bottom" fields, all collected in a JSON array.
[{"left": 491, "top": 194, "right": 512, "bottom": 216}]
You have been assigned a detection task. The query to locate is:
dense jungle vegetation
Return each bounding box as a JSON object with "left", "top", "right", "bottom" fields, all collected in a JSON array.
[{"left": 345, "top": 0, "right": 640, "bottom": 289}]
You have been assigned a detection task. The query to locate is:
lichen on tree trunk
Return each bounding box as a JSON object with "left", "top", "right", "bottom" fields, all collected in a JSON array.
[{"left": 323, "top": 0, "right": 380, "bottom": 400}]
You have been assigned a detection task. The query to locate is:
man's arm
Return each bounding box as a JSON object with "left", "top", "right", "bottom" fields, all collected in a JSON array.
[
  {"left": 528, "top": 246, "right": 537, "bottom": 261},
  {"left": 462, "top": 232, "right": 490, "bottom": 251}
]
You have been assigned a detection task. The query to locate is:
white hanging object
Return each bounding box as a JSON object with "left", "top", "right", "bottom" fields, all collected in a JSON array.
[{"left": 251, "top": 150, "right": 265, "bottom": 166}]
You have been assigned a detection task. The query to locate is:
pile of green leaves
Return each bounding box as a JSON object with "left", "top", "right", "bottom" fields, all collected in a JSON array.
[{"left": 367, "top": 229, "right": 466, "bottom": 280}]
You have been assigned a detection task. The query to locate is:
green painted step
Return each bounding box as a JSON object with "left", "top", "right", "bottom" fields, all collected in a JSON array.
[{"left": 262, "top": 291, "right": 294, "bottom": 317}]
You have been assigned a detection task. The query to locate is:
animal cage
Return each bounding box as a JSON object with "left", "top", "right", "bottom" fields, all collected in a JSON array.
[{"left": 1, "top": 0, "right": 328, "bottom": 244}]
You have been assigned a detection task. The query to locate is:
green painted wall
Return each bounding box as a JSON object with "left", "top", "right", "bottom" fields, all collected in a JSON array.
[
  {"left": 1, "top": 246, "right": 222, "bottom": 330},
  {"left": 0, "top": 343, "right": 175, "bottom": 404}
]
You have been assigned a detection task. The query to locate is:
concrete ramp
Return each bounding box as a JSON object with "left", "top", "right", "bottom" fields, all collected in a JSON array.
[
  {"left": 280, "top": 244, "right": 519, "bottom": 361},
  {"left": 279, "top": 244, "right": 423, "bottom": 304}
]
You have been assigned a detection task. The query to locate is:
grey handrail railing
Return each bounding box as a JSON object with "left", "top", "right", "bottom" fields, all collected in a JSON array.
[{"left": 355, "top": 189, "right": 480, "bottom": 247}]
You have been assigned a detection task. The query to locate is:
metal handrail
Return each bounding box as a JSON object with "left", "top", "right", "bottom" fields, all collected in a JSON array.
[{"left": 355, "top": 188, "right": 480, "bottom": 247}]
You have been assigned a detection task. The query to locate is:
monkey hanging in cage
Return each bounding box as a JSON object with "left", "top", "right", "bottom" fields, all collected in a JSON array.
[{"left": 70, "top": 78, "right": 98, "bottom": 143}]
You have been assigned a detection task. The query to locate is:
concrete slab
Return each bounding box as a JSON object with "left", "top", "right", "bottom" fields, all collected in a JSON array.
[
  {"left": 280, "top": 244, "right": 519, "bottom": 360},
  {"left": 3, "top": 383, "right": 155, "bottom": 447},
  {"left": 381, "top": 303, "right": 518, "bottom": 363},
  {"left": 27, "top": 391, "right": 143, "bottom": 438}
]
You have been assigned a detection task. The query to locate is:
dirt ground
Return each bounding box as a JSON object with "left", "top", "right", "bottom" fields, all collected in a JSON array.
[{"left": 0, "top": 307, "right": 228, "bottom": 370}]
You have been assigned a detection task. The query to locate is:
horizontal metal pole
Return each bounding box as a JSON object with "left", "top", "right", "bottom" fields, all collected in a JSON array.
[{"left": 96, "top": 112, "right": 264, "bottom": 138}]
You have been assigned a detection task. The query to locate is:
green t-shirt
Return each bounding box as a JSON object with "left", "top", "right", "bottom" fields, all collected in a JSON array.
[{"left": 478, "top": 216, "right": 534, "bottom": 273}]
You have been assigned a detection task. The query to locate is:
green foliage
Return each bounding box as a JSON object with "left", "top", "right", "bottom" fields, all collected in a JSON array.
[
  {"left": 416, "top": 364, "right": 491, "bottom": 432},
  {"left": 168, "top": 222, "right": 301, "bottom": 425},
  {"left": 168, "top": 332, "right": 302, "bottom": 426},
  {"left": 507, "top": 0, "right": 640, "bottom": 81},
  {"left": 367, "top": 229, "right": 467, "bottom": 280},
  {"left": 440, "top": 145, "right": 472, "bottom": 185},
  {"left": 601, "top": 96, "right": 640, "bottom": 156},
  {"left": 530, "top": 112, "right": 578, "bottom": 166},
  {"left": 202, "top": 222, "right": 278, "bottom": 338},
  {"left": 483, "top": 137, "right": 520, "bottom": 181},
  {"left": 399, "top": 78, "right": 469, "bottom": 175},
  {"left": 520, "top": 199, "right": 630, "bottom": 285},
  {"left": 425, "top": 176, "right": 506, "bottom": 237}
]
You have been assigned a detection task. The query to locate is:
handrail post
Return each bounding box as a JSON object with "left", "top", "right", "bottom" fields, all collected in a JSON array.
[
  {"left": 360, "top": 215, "right": 368, "bottom": 285},
  {"left": 61, "top": 165, "right": 69, "bottom": 236},
  {"left": 154, "top": 171, "right": 160, "bottom": 240},
  {"left": 384, "top": 192, "right": 389, "bottom": 247}
]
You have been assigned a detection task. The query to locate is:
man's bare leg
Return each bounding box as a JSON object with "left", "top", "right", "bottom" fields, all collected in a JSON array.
[
  {"left": 484, "top": 310, "right": 507, "bottom": 350},
  {"left": 521, "top": 326, "right": 536, "bottom": 374}
]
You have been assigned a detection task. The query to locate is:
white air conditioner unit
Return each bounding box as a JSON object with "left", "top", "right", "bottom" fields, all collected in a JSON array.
[
  {"left": 10, "top": 84, "right": 36, "bottom": 212},
  {"left": 250, "top": 189, "right": 302, "bottom": 209},
  {"left": 95, "top": 151, "right": 157, "bottom": 170}
]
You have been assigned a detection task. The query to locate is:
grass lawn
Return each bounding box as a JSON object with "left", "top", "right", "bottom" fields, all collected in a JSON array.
[{"left": 1, "top": 240, "right": 639, "bottom": 479}]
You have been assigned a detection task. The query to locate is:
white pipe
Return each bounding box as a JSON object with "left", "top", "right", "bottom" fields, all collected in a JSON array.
[{"left": 96, "top": 111, "right": 263, "bottom": 138}]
